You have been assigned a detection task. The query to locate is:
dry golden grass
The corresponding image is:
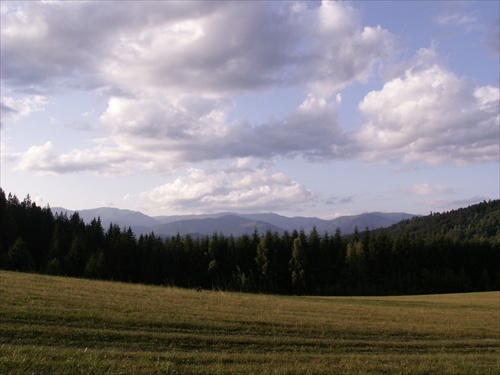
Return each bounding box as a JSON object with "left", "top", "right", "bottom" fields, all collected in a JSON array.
[{"left": 1, "top": 271, "right": 498, "bottom": 374}]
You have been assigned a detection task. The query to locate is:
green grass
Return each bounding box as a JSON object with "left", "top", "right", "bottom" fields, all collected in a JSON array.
[{"left": 1, "top": 271, "right": 499, "bottom": 374}]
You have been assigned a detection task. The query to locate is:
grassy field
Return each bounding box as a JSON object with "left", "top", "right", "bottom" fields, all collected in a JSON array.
[{"left": 1, "top": 271, "right": 498, "bottom": 374}]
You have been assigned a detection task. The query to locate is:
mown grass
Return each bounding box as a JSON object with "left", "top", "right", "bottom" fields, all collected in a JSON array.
[{"left": 1, "top": 271, "right": 498, "bottom": 374}]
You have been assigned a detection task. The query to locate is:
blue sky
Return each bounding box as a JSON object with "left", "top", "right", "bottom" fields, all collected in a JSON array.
[{"left": 1, "top": 0, "right": 498, "bottom": 218}]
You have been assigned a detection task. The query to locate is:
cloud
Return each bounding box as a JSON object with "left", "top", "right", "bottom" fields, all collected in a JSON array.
[
  {"left": 0, "top": 95, "right": 48, "bottom": 124},
  {"left": 432, "top": 2, "right": 499, "bottom": 55},
  {"left": 2, "top": 1, "right": 398, "bottom": 175},
  {"left": 325, "top": 195, "right": 354, "bottom": 205},
  {"left": 432, "top": 0, "right": 479, "bottom": 31},
  {"left": 4, "top": 1, "right": 496, "bottom": 179},
  {"left": 434, "top": 13, "right": 478, "bottom": 29},
  {"left": 99, "top": 92, "right": 345, "bottom": 171},
  {"left": 138, "top": 160, "right": 315, "bottom": 214},
  {"left": 2, "top": 1, "right": 395, "bottom": 97},
  {"left": 296, "top": 1, "right": 398, "bottom": 97},
  {"left": 8, "top": 43, "right": 498, "bottom": 177},
  {"left": 0, "top": 102, "right": 16, "bottom": 115},
  {"left": 14, "top": 141, "right": 131, "bottom": 176},
  {"left": 10, "top": 90, "right": 345, "bottom": 175},
  {"left": 356, "top": 47, "right": 499, "bottom": 165},
  {"left": 410, "top": 184, "right": 455, "bottom": 196}
]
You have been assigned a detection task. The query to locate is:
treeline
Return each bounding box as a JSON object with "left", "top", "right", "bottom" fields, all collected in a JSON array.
[{"left": 0, "top": 189, "right": 499, "bottom": 295}]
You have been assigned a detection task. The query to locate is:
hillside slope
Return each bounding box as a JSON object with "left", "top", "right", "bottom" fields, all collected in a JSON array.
[
  {"left": 2, "top": 271, "right": 498, "bottom": 374},
  {"left": 383, "top": 200, "right": 500, "bottom": 240}
]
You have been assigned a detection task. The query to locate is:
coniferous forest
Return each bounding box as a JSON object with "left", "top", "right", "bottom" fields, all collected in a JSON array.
[{"left": 1, "top": 188, "right": 499, "bottom": 296}]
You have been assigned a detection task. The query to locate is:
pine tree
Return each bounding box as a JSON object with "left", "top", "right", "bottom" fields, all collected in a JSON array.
[
  {"left": 6, "top": 238, "right": 35, "bottom": 272},
  {"left": 289, "top": 237, "right": 306, "bottom": 294}
]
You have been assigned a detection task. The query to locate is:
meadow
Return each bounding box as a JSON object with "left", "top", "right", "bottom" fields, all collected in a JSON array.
[{"left": 1, "top": 270, "right": 498, "bottom": 374}]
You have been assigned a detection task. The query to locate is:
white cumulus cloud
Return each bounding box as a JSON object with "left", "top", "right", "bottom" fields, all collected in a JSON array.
[
  {"left": 356, "top": 48, "right": 499, "bottom": 165},
  {"left": 0, "top": 95, "right": 48, "bottom": 125},
  {"left": 138, "top": 161, "right": 315, "bottom": 214},
  {"left": 14, "top": 141, "right": 131, "bottom": 176}
]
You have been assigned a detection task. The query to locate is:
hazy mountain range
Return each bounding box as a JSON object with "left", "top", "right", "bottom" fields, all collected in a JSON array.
[{"left": 51, "top": 207, "right": 417, "bottom": 237}]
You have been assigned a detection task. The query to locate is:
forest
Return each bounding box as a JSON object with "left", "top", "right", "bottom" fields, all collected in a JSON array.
[{"left": 0, "top": 188, "right": 499, "bottom": 296}]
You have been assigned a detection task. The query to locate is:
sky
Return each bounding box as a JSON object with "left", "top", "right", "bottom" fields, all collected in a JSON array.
[{"left": 1, "top": 0, "right": 499, "bottom": 219}]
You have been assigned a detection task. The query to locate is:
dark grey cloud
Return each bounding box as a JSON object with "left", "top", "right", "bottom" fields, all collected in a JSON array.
[{"left": 326, "top": 195, "right": 354, "bottom": 205}]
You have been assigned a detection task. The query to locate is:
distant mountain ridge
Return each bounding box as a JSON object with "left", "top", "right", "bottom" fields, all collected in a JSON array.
[{"left": 52, "top": 207, "right": 416, "bottom": 237}]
